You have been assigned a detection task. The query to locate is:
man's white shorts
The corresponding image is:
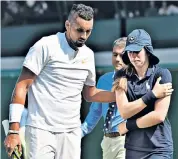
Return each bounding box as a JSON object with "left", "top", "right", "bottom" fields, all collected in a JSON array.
[{"left": 25, "top": 126, "right": 82, "bottom": 159}]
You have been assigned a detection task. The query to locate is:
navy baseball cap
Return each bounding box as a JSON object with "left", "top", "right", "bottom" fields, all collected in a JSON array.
[{"left": 122, "top": 29, "right": 159, "bottom": 65}]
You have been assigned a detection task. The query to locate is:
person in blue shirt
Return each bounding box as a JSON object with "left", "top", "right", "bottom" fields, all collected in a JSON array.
[
  {"left": 113, "top": 29, "right": 174, "bottom": 159},
  {"left": 82, "top": 37, "right": 127, "bottom": 159}
]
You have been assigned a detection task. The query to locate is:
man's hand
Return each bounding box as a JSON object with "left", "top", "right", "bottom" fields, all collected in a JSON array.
[
  {"left": 152, "top": 77, "right": 173, "bottom": 98},
  {"left": 118, "top": 122, "right": 128, "bottom": 136},
  {"left": 4, "top": 134, "right": 22, "bottom": 157}
]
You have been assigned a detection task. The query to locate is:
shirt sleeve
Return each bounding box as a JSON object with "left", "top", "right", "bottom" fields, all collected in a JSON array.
[
  {"left": 84, "top": 51, "right": 96, "bottom": 86},
  {"left": 81, "top": 76, "right": 104, "bottom": 137},
  {"left": 81, "top": 102, "right": 102, "bottom": 137},
  {"left": 157, "top": 68, "right": 172, "bottom": 84},
  {"left": 23, "top": 38, "right": 49, "bottom": 75}
]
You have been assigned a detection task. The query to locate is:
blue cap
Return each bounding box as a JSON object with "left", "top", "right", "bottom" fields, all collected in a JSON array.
[{"left": 122, "top": 29, "right": 159, "bottom": 65}]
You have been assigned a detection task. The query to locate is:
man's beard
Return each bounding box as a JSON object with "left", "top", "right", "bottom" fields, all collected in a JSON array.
[
  {"left": 66, "top": 32, "right": 85, "bottom": 50},
  {"left": 67, "top": 39, "right": 82, "bottom": 51},
  {"left": 74, "top": 40, "right": 85, "bottom": 47}
]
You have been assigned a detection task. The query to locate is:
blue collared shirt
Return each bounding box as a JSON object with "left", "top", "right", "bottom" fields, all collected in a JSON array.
[{"left": 81, "top": 71, "right": 125, "bottom": 136}]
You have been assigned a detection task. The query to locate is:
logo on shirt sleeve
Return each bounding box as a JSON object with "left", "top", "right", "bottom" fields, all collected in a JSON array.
[
  {"left": 146, "top": 81, "right": 151, "bottom": 90},
  {"left": 82, "top": 59, "right": 87, "bottom": 64}
]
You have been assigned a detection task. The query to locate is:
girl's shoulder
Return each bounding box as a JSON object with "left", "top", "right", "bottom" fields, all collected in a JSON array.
[{"left": 153, "top": 65, "right": 172, "bottom": 83}]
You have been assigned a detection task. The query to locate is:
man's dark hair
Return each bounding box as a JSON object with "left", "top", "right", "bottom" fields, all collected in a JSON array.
[{"left": 68, "top": 4, "right": 94, "bottom": 21}]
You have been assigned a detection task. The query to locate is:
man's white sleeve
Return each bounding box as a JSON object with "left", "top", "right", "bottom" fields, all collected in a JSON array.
[
  {"left": 23, "top": 38, "right": 49, "bottom": 75},
  {"left": 85, "top": 52, "right": 96, "bottom": 86}
]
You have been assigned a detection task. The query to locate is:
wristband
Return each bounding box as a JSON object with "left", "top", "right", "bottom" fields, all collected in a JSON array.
[
  {"left": 9, "top": 103, "right": 24, "bottom": 123},
  {"left": 8, "top": 130, "right": 19, "bottom": 135},
  {"left": 126, "top": 120, "right": 139, "bottom": 131},
  {"left": 142, "top": 90, "right": 157, "bottom": 106}
]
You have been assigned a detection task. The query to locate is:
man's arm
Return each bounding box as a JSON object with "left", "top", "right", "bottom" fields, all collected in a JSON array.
[
  {"left": 9, "top": 67, "right": 36, "bottom": 130},
  {"left": 81, "top": 102, "right": 102, "bottom": 137},
  {"left": 82, "top": 85, "right": 115, "bottom": 103},
  {"left": 115, "top": 77, "right": 173, "bottom": 119},
  {"left": 4, "top": 67, "right": 36, "bottom": 157}
]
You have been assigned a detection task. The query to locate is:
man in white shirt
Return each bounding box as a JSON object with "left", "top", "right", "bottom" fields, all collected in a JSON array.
[{"left": 4, "top": 4, "right": 116, "bottom": 159}]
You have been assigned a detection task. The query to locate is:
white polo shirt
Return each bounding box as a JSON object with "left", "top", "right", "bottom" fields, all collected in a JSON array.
[{"left": 23, "top": 32, "right": 96, "bottom": 132}]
